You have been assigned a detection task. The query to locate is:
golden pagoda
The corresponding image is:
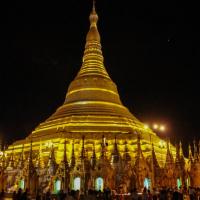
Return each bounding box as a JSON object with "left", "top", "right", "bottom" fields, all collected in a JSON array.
[
  {"left": 1, "top": 2, "right": 198, "bottom": 195},
  {"left": 30, "top": 3, "right": 148, "bottom": 140}
]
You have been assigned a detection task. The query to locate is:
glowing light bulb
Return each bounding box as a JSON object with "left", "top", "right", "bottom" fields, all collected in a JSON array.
[
  {"left": 153, "top": 124, "right": 158, "bottom": 129},
  {"left": 160, "top": 125, "right": 165, "bottom": 131}
]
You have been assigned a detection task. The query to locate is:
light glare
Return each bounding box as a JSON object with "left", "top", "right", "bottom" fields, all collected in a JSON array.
[
  {"left": 153, "top": 124, "right": 158, "bottom": 129},
  {"left": 160, "top": 125, "right": 165, "bottom": 131}
]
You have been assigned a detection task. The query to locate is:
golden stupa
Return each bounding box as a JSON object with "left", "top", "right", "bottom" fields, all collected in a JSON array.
[
  {"left": 10, "top": 0, "right": 173, "bottom": 166},
  {"left": 31, "top": 5, "right": 148, "bottom": 140},
  {"left": 4, "top": 3, "right": 197, "bottom": 195}
]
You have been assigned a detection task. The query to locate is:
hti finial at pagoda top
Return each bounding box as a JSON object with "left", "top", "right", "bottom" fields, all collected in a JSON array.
[
  {"left": 90, "top": 0, "right": 98, "bottom": 27},
  {"left": 86, "top": 0, "right": 100, "bottom": 42}
]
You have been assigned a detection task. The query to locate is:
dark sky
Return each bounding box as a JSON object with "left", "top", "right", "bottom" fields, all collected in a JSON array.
[{"left": 0, "top": 1, "right": 200, "bottom": 154}]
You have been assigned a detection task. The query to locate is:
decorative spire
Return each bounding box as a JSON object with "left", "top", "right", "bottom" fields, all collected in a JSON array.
[
  {"left": 123, "top": 141, "right": 131, "bottom": 162},
  {"left": 134, "top": 133, "right": 146, "bottom": 190},
  {"left": 165, "top": 140, "right": 174, "bottom": 168},
  {"left": 188, "top": 144, "right": 193, "bottom": 161},
  {"left": 136, "top": 133, "right": 143, "bottom": 159},
  {"left": 193, "top": 139, "right": 198, "bottom": 160},
  {"left": 80, "top": 136, "right": 86, "bottom": 160},
  {"left": 75, "top": 0, "right": 110, "bottom": 79},
  {"left": 47, "top": 144, "right": 57, "bottom": 175},
  {"left": 27, "top": 139, "right": 35, "bottom": 190},
  {"left": 8, "top": 146, "right": 14, "bottom": 168},
  {"left": 18, "top": 144, "right": 24, "bottom": 169},
  {"left": 29, "top": 139, "right": 33, "bottom": 161},
  {"left": 27, "top": 139, "right": 34, "bottom": 173},
  {"left": 101, "top": 135, "right": 107, "bottom": 159},
  {"left": 151, "top": 143, "right": 158, "bottom": 188},
  {"left": 63, "top": 139, "right": 67, "bottom": 163},
  {"left": 151, "top": 143, "right": 159, "bottom": 169},
  {"left": 89, "top": 0, "right": 98, "bottom": 29},
  {"left": 111, "top": 136, "right": 120, "bottom": 164},
  {"left": 39, "top": 141, "right": 45, "bottom": 168},
  {"left": 175, "top": 143, "right": 180, "bottom": 163},
  {"left": 179, "top": 141, "right": 184, "bottom": 157},
  {"left": 92, "top": 0, "right": 95, "bottom": 11},
  {"left": 58, "top": 139, "right": 69, "bottom": 192},
  {"left": 114, "top": 136, "right": 119, "bottom": 154},
  {"left": 71, "top": 140, "right": 75, "bottom": 168},
  {"left": 179, "top": 141, "right": 185, "bottom": 166},
  {"left": 61, "top": 139, "right": 69, "bottom": 173},
  {"left": 28, "top": 139, "right": 35, "bottom": 169},
  {"left": 91, "top": 142, "right": 96, "bottom": 169},
  {"left": 48, "top": 144, "right": 56, "bottom": 166},
  {"left": 36, "top": 141, "right": 45, "bottom": 169}
]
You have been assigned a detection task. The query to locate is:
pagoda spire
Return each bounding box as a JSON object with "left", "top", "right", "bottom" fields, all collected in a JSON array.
[
  {"left": 47, "top": 143, "right": 57, "bottom": 176},
  {"left": 178, "top": 141, "right": 185, "bottom": 168},
  {"left": 80, "top": 136, "right": 86, "bottom": 160},
  {"left": 63, "top": 139, "right": 68, "bottom": 163},
  {"left": 101, "top": 135, "right": 107, "bottom": 159},
  {"left": 134, "top": 133, "right": 146, "bottom": 190},
  {"left": 48, "top": 144, "right": 56, "bottom": 165},
  {"left": 36, "top": 141, "right": 44, "bottom": 169},
  {"left": 151, "top": 143, "right": 159, "bottom": 168},
  {"left": 111, "top": 136, "right": 120, "bottom": 164},
  {"left": 193, "top": 139, "right": 198, "bottom": 160},
  {"left": 39, "top": 141, "right": 45, "bottom": 168},
  {"left": 71, "top": 140, "right": 75, "bottom": 168},
  {"left": 91, "top": 142, "right": 96, "bottom": 169},
  {"left": 136, "top": 133, "right": 144, "bottom": 159},
  {"left": 75, "top": 0, "right": 110, "bottom": 79},
  {"left": 165, "top": 140, "right": 174, "bottom": 167},
  {"left": 175, "top": 143, "right": 180, "bottom": 163},
  {"left": 47, "top": 144, "right": 58, "bottom": 176},
  {"left": 151, "top": 143, "right": 159, "bottom": 189},
  {"left": 179, "top": 141, "right": 184, "bottom": 157},
  {"left": 123, "top": 141, "right": 131, "bottom": 162},
  {"left": 8, "top": 146, "right": 14, "bottom": 168},
  {"left": 27, "top": 139, "right": 35, "bottom": 190},
  {"left": 188, "top": 144, "right": 193, "bottom": 162},
  {"left": 18, "top": 144, "right": 24, "bottom": 169},
  {"left": 31, "top": 0, "right": 144, "bottom": 140},
  {"left": 28, "top": 139, "right": 33, "bottom": 164},
  {"left": 134, "top": 133, "right": 145, "bottom": 171},
  {"left": 62, "top": 139, "right": 69, "bottom": 192}
]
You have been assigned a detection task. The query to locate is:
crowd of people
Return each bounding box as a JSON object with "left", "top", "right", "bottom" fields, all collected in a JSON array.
[{"left": 0, "top": 186, "right": 200, "bottom": 200}]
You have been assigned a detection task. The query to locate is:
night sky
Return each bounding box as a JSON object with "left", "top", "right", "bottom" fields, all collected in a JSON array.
[{"left": 0, "top": 1, "right": 200, "bottom": 155}]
